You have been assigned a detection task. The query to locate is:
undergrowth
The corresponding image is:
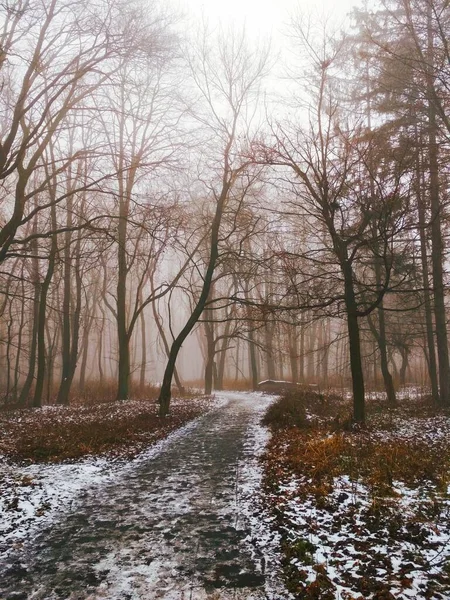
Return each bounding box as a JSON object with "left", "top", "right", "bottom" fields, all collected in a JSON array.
[{"left": 262, "top": 389, "right": 450, "bottom": 599}]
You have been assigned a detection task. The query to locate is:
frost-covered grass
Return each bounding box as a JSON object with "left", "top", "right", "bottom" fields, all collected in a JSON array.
[{"left": 262, "top": 389, "right": 450, "bottom": 599}]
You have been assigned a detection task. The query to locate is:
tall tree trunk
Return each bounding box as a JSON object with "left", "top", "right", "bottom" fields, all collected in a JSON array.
[
  {"left": 32, "top": 248, "right": 56, "bottom": 407},
  {"left": 12, "top": 273, "right": 26, "bottom": 403},
  {"left": 234, "top": 337, "right": 240, "bottom": 382},
  {"left": 369, "top": 255, "right": 396, "bottom": 406},
  {"left": 33, "top": 197, "right": 58, "bottom": 408},
  {"left": 57, "top": 196, "right": 73, "bottom": 405},
  {"left": 428, "top": 6, "right": 450, "bottom": 406},
  {"left": 416, "top": 144, "right": 439, "bottom": 402},
  {"left": 399, "top": 347, "right": 409, "bottom": 387},
  {"left": 367, "top": 312, "right": 396, "bottom": 406},
  {"left": 139, "top": 301, "right": 147, "bottom": 390},
  {"left": 57, "top": 230, "right": 82, "bottom": 406},
  {"left": 299, "top": 312, "right": 305, "bottom": 382},
  {"left": 307, "top": 322, "right": 316, "bottom": 381},
  {"left": 18, "top": 234, "right": 40, "bottom": 407},
  {"left": 264, "top": 321, "right": 276, "bottom": 379},
  {"left": 204, "top": 313, "right": 215, "bottom": 395},
  {"left": 79, "top": 325, "right": 90, "bottom": 394},
  {"left": 288, "top": 324, "right": 299, "bottom": 383},
  {"left": 216, "top": 317, "right": 232, "bottom": 390},
  {"left": 322, "top": 320, "right": 330, "bottom": 386},
  {"left": 116, "top": 211, "right": 130, "bottom": 400}
]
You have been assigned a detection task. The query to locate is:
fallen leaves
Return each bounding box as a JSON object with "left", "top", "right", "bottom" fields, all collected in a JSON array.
[{"left": 0, "top": 396, "right": 214, "bottom": 463}]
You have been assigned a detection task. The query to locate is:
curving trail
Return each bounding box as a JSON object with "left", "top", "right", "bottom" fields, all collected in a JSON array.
[{"left": 0, "top": 392, "right": 283, "bottom": 600}]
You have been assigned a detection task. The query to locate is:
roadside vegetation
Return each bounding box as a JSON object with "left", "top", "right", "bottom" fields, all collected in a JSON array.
[{"left": 262, "top": 388, "right": 450, "bottom": 599}]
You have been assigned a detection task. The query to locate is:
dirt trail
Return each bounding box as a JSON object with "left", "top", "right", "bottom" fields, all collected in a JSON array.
[{"left": 0, "top": 392, "right": 283, "bottom": 600}]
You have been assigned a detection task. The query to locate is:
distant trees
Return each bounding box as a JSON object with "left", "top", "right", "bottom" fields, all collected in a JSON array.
[{"left": 0, "top": 0, "right": 184, "bottom": 405}]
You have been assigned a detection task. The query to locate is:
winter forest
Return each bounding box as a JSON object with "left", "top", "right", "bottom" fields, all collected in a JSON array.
[
  {"left": 2, "top": 0, "right": 450, "bottom": 422},
  {"left": 3, "top": 0, "right": 450, "bottom": 598}
]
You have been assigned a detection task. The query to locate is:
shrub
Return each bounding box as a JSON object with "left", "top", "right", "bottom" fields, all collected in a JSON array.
[{"left": 262, "top": 393, "right": 309, "bottom": 429}]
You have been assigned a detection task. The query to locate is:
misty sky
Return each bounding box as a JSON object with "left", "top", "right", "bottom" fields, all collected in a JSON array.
[{"left": 180, "top": 0, "right": 358, "bottom": 36}]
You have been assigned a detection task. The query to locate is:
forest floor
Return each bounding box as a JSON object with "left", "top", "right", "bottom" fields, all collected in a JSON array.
[
  {"left": 2, "top": 388, "right": 448, "bottom": 600},
  {"left": 262, "top": 387, "right": 450, "bottom": 600},
  {"left": 0, "top": 393, "right": 215, "bottom": 463}
]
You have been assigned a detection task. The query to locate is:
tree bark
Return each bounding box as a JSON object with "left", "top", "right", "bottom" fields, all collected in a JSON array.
[
  {"left": 18, "top": 233, "right": 40, "bottom": 407},
  {"left": 204, "top": 312, "right": 215, "bottom": 395},
  {"left": 416, "top": 144, "right": 439, "bottom": 402}
]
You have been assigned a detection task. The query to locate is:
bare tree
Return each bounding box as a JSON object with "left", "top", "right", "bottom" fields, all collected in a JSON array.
[{"left": 158, "top": 27, "right": 269, "bottom": 415}]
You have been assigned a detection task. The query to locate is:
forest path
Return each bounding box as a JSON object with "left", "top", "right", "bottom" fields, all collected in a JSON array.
[{"left": 0, "top": 392, "right": 281, "bottom": 600}]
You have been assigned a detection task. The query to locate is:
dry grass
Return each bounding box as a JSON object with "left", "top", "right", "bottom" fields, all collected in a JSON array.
[
  {"left": 263, "top": 390, "right": 450, "bottom": 497},
  {"left": 72, "top": 379, "right": 162, "bottom": 406}
]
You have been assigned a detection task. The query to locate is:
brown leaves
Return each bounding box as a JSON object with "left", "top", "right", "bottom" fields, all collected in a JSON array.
[{"left": 0, "top": 397, "right": 213, "bottom": 463}]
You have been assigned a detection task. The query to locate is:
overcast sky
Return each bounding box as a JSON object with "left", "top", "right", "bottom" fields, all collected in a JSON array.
[{"left": 178, "top": 0, "right": 359, "bottom": 39}]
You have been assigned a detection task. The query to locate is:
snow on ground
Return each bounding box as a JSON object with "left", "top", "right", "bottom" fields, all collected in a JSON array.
[
  {"left": 264, "top": 392, "right": 450, "bottom": 599},
  {"left": 0, "top": 400, "right": 218, "bottom": 564},
  {"left": 275, "top": 474, "right": 450, "bottom": 599},
  {"left": 233, "top": 392, "right": 289, "bottom": 599},
  {"left": 81, "top": 392, "right": 287, "bottom": 600}
]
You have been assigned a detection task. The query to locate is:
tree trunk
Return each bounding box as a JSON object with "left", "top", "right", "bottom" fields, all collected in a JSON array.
[
  {"left": 399, "top": 347, "right": 409, "bottom": 387},
  {"left": 116, "top": 206, "right": 130, "bottom": 400},
  {"left": 299, "top": 313, "right": 305, "bottom": 382},
  {"left": 248, "top": 330, "right": 259, "bottom": 390},
  {"left": 307, "top": 322, "right": 316, "bottom": 381},
  {"left": 33, "top": 199, "right": 58, "bottom": 408},
  {"left": 57, "top": 233, "right": 82, "bottom": 406},
  {"left": 428, "top": 6, "right": 450, "bottom": 406},
  {"left": 264, "top": 321, "right": 276, "bottom": 379},
  {"left": 216, "top": 318, "right": 232, "bottom": 390},
  {"left": 417, "top": 159, "right": 439, "bottom": 402},
  {"left": 204, "top": 315, "right": 215, "bottom": 395},
  {"left": 78, "top": 324, "right": 90, "bottom": 394},
  {"left": 32, "top": 248, "right": 56, "bottom": 407},
  {"left": 18, "top": 234, "right": 40, "bottom": 407},
  {"left": 139, "top": 302, "right": 147, "bottom": 390},
  {"left": 367, "top": 259, "right": 396, "bottom": 407},
  {"left": 343, "top": 261, "right": 365, "bottom": 423},
  {"left": 158, "top": 171, "right": 230, "bottom": 416},
  {"left": 288, "top": 324, "right": 299, "bottom": 383}
]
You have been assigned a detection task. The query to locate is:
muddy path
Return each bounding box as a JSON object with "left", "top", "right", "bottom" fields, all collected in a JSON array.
[{"left": 0, "top": 393, "right": 284, "bottom": 600}]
